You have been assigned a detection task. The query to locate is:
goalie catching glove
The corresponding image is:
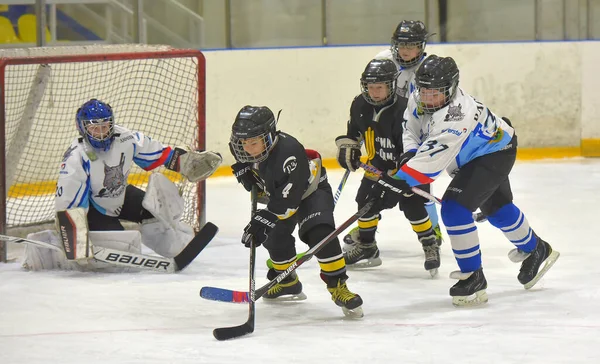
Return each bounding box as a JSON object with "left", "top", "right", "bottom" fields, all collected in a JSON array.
[{"left": 166, "top": 147, "right": 223, "bottom": 182}]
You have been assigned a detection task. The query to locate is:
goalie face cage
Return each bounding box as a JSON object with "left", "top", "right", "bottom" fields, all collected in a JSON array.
[{"left": 0, "top": 46, "right": 206, "bottom": 263}]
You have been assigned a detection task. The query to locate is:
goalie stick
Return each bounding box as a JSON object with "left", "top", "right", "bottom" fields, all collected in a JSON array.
[
  {"left": 0, "top": 222, "right": 218, "bottom": 273},
  {"left": 200, "top": 200, "right": 375, "bottom": 307},
  {"left": 212, "top": 186, "right": 258, "bottom": 341}
]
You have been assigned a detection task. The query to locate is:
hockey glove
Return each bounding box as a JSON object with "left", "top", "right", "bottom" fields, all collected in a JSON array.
[
  {"left": 398, "top": 151, "right": 416, "bottom": 168},
  {"left": 363, "top": 182, "right": 386, "bottom": 212},
  {"left": 376, "top": 174, "right": 412, "bottom": 197},
  {"left": 241, "top": 209, "right": 278, "bottom": 248},
  {"left": 335, "top": 136, "right": 361, "bottom": 172},
  {"left": 232, "top": 162, "right": 257, "bottom": 192}
]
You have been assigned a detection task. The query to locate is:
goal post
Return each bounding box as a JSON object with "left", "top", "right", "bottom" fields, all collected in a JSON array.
[{"left": 0, "top": 45, "right": 206, "bottom": 263}]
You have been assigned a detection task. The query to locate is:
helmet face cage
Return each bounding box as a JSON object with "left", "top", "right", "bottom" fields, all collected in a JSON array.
[
  {"left": 391, "top": 39, "right": 426, "bottom": 68},
  {"left": 230, "top": 106, "right": 278, "bottom": 163},
  {"left": 413, "top": 82, "right": 458, "bottom": 113},
  {"left": 360, "top": 78, "right": 397, "bottom": 106},
  {"left": 76, "top": 99, "right": 115, "bottom": 151},
  {"left": 230, "top": 131, "right": 276, "bottom": 163}
]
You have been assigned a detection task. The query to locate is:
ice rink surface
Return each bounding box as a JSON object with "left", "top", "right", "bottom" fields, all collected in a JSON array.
[{"left": 1, "top": 159, "right": 599, "bottom": 364}]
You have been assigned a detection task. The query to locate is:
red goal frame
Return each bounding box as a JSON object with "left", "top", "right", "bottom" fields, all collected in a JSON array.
[{"left": 0, "top": 49, "right": 206, "bottom": 263}]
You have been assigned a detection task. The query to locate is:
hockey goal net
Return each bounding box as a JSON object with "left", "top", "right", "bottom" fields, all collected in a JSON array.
[{"left": 0, "top": 44, "right": 206, "bottom": 263}]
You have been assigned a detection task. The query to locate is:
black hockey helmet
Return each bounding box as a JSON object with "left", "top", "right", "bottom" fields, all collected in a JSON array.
[
  {"left": 391, "top": 20, "right": 430, "bottom": 68},
  {"left": 414, "top": 55, "right": 460, "bottom": 113},
  {"left": 360, "top": 59, "right": 399, "bottom": 106},
  {"left": 230, "top": 105, "right": 278, "bottom": 163}
]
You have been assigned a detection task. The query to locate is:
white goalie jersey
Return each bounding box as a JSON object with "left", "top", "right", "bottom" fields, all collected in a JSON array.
[
  {"left": 55, "top": 125, "right": 173, "bottom": 216},
  {"left": 394, "top": 87, "right": 515, "bottom": 187}
]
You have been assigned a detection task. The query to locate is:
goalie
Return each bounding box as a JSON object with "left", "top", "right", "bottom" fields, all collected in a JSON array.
[{"left": 22, "top": 99, "right": 222, "bottom": 271}]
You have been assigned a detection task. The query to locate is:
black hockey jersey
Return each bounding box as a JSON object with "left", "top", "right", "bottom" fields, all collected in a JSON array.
[
  {"left": 345, "top": 95, "right": 408, "bottom": 173},
  {"left": 253, "top": 132, "right": 320, "bottom": 220}
]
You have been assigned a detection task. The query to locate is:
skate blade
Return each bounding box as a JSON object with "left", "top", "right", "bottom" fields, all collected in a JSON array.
[
  {"left": 342, "top": 306, "right": 364, "bottom": 319},
  {"left": 428, "top": 268, "right": 439, "bottom": 278},
  {"left": 262, "top": 292, "right": 308, "bottom": 302},
  {"left": 452, "top": 290, "right": 488, "bottom": 307},
  {"left": 523, "top": 250, "right": 560, "bottom": 290},
  {"left": 346, "top": 257, "right": 382, "bottom": 270}
]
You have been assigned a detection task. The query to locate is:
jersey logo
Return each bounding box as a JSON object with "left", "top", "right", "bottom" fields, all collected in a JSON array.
[
  {"left": 282, "top": 156, "right": 298, "bottom": 174},
  {"left": 444, "top": 103, "right": 465, "bottom": 122},
  {"left": 365, "top": 127, "right": 376, "bottom": 161},
  {"left": 488, "top": 128, "right": 505, "bottom": 144},
  {"left": 441, "top": 127, "right": 468, "bottom": 136},
  {"left": 96, "top": 153, "right": 127, "bottom": 198},
  {"left": 62, "top": 145, "right": 77, "bottom": 162}
]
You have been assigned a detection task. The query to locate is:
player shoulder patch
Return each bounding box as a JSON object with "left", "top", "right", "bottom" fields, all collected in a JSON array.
[
  {"left": 62, "top": 144, "right": 77, "bottom": 162},
  {"left": 282, "top": 156, "right": 298, "bottom": 174},
  {"left": 444, "top": 103, "right": 465, "bottom": 122}
]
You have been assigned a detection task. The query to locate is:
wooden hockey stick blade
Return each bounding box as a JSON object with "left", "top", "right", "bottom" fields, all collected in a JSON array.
[{"left": 213, "top": 321, "right": 254, "bottom": 341}]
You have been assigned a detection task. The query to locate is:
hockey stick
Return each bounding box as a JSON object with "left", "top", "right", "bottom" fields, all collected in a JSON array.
[
  {"left": 200, "top": 200, "right": 375, "bottom": 305},
  {"left": 0, "top": 222, "right": 218, "bottom": 273},
  {"left": 212, "top": 186, "right": 258, "bottom": 341},
  {"left": 333, "top": 140, "right": 364, "bottom": 206},
  {"left": 358, "top": 162, "right": 487, "bottom": 223},
  {"left": 333, "top": 169, "right": 352, "bottom": 206}
]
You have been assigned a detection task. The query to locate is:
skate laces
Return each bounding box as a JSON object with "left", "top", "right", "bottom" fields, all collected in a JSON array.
[
  {"left": 329, "top": 281, "right": 356, "bottom": 303},
  {"left": 266, "top": 274, "right": 297, "bottom": 295},
  {"left": 346, "top": 242, "right": 376, "bottom": 260},
  {"left": 423, "top": 244, "right": 439, "bottom": 261},
  {"left": 433, "top": 225, "right": 444, "bottom": 241}
]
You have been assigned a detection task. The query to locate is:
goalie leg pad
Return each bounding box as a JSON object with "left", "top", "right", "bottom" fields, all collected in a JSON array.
[
  {"left": 141, "top": 218, "right": 194, "bottom": 258},
  {"left": 141, "top": 173, "right": 195, "bottom": 258},
  {"left": 56, "top": 208, "right": 90, "bottom": 261},
  {"left": 86, "top": 230, "right": 143, "bottom": 272},
  {"left": 142, "top": 173, "right": 185, "bottom": 228},
  {"left": 22, "top": 230, "right": 69, "bottom": 271}
]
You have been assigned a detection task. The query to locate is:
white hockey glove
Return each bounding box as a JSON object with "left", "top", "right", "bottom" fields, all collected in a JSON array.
[{"left": 335, "top": 136, "right": 361, "bottom": 172}]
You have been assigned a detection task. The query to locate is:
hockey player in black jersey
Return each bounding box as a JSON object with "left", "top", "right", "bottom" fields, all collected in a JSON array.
[
  {"left": 229, "top": 105, "right": 363, "bottom": 317},
  {"left": 335, "top": 59, "right": 441, "bottom": 276}
]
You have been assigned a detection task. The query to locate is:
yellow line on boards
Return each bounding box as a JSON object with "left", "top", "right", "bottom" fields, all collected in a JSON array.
[{"left": 7, "top": 142, "right": 599, "bottom": 198}]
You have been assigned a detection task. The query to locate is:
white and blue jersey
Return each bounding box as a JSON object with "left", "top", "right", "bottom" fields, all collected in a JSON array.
[
  {"left": 55, "top": 125, "right": 173, "bottom": 217},
  {"left": 374, "top": 49, "right": 423, "bottom": 99},
  {"left": 395, "top": 87, "right": 515, "bottom": 186}
]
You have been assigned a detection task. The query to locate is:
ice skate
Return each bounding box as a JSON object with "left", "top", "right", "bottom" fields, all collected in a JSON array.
[
  {"left": 513, "top": 237, "right": 560, "bottom": 289},
  {"left": 342, "top": 226, "right": 360, "bottom": 252},
  {"left": 262, "top": 270, "right": 307, "bottom": 302},
  {"left": 326, "top": 278, "right": 364, "bottom": 318},
  {"left": 449, "top": 268, "right": 488, "bottom": 306},
  {"left": 420, "top": 234, "right": 441, "bottom": 277}
]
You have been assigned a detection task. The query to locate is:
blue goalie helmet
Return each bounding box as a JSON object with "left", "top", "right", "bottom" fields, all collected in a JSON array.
[{"left": 76, "top": 99, "right": 115, "bottom": 151}]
